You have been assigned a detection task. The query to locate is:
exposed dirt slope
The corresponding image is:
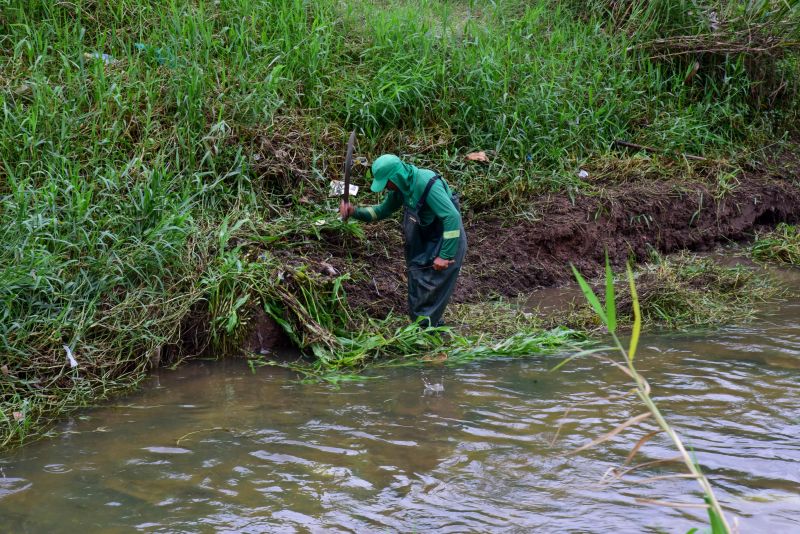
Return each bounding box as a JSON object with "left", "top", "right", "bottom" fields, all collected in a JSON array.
[{"left": 334, "top": 172, "right": 799, "bottom": 318}]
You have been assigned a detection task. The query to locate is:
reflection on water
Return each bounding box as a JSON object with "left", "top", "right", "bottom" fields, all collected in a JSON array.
[{"left": 2, "top": 280, "right": 800, "bottom": 532}]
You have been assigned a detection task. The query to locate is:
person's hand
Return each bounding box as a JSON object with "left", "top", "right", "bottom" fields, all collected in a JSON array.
[
  {"left": 339, "top": 200, "right": 355, "bottom": 220},
  {"left": 432, "top": 257, "right": 455, "bottom": 271}
]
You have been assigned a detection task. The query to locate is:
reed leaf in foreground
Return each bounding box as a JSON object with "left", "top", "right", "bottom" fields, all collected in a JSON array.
[{"left": 558, "top": 262, "right": 732, "bottom": 533}]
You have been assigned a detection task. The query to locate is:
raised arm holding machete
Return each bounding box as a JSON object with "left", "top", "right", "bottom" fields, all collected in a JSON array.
[{"left": 339, "top": 133, "right": 467, "bottom": 328}]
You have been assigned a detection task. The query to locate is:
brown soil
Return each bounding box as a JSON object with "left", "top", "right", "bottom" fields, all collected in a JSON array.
[
  {"left": 333, "top": 172, "right": 800, "bottom": 318},
  {"left": 243, "top": 307, "right": 292, "bottom": 354}
]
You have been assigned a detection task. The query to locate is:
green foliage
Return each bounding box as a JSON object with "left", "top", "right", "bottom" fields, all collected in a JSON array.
[
  {"left": 637, "top": 253, "right": 779, "bottom": 328},
  {"left": 0, "top": 0, "right": 796, "bottom": 447},
  {"left": 565, "top": 0, "right": 800, "bottom": 113},
  {"left": 270, "top": 315, "right": 586, "bottom": 382},
  {"left": 626, "top": 265, "right": 641, "bottom": 360},
  {"left": 570, "top": 252, "right": 619, "bottom": 333},
  {"left": 562, "top": 253, "right": 779, "bottom": 331},
  {"left": 572, "top": 263, "right": 609, "bottom": 326}
]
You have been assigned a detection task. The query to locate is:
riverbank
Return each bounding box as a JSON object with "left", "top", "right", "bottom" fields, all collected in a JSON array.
[
  {"left": 331, "top": 160, "right": 800, "bottom": 319},
  {"left": 2, "top": 0, "right": 799, "bottom": 448}
]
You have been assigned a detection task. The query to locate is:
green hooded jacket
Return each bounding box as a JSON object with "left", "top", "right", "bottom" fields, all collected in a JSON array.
[{"left": 353, "top": 155, "right": 463, "bottom": 259}]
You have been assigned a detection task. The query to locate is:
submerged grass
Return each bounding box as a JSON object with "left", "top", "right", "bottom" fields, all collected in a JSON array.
[
  {"left": 260, "top": 318, "right": 586, "bottom": 383},
  {"left": 1, "top": 0, "right": 798, "bottom": 447}
]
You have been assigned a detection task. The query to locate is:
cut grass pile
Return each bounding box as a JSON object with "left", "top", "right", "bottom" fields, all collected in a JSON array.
[
  {"left": 267, "top": 251, "right": 785, "bottom": 383},
  {"left": 543, "top": 252, "right": 782, "bottom": 331},
  {"left": 752, "top": 223, "right": 800, "bottom": 265}
]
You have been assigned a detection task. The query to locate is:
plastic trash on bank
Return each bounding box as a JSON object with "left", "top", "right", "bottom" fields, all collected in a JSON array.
[
  {"left": 84, "top": 52, "right": 116, "bottom": 65},
  {"left": 329, "top": 180, "right": 359, "bottom": 197},
  {"left": 134, "top": 43, "right": 177, "bottom": 67},
  {"left": 63, "top": 344, "right": 78, "bottom": 368}
]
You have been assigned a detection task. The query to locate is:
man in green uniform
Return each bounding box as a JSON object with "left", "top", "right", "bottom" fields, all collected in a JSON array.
[{"left": 340, "top": 154, "right": 467, "bottom": 327}]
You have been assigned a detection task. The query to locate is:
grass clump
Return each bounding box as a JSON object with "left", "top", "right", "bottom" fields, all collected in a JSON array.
[{"left": 751, "top": 223, "right": 800, "bottom": 265}]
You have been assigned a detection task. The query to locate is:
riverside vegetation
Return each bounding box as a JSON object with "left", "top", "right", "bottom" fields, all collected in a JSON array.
[{"left": 2, "top": 0, "right": 799, "bottom": 462}]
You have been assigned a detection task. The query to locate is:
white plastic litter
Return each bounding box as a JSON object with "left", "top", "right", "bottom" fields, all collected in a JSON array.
[
  {"left": 422, "top": 377, "right": 444, "bottom": 395},
  {"left": 84, "top": 52, "right": 116, "bottom": 65},
  {"left": 578, "top": 169, "right": 589, "bottom": 179},
  {"left": 63, "top": 344, "right": 78, "bottom": 368},
  {"left": 329, "top": 180, "right": 359, "bottom": 197}
]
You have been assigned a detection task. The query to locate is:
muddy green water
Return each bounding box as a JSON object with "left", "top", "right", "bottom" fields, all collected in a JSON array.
[{"left": 2, "top": 279, "right": 800, "bottom": 532}]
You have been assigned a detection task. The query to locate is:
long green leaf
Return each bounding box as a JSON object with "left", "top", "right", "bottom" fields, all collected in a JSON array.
[
  {"left": 571, "top": 264, "right": 607, "bottom": 325},
  {"left": 605, "top": 253, "right": 616, "bottom": 333},
  {"left": 705, "top": 495, "right": 727, "bottom": 534},
  {"left": 627, "top": 264, "right": 641, "bottom": 361}
]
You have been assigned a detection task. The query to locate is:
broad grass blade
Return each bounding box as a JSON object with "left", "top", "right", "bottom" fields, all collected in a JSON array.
[
  {"left": 571, "top": 263, "right": 607, "bottom": 325},
  {"left": 706, "top": 496, "right": 727, "bottom": 534},
  {"left": 627, "top": 264, "right": 641, "bottom": 360},
  {"left": 605, "top": 253, "right": 616, "bottom": 333}
]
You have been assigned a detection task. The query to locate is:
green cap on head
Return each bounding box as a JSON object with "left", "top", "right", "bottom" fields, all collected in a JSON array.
[{"left": 370, "top": 154, "right": 403, "bottom": 192}]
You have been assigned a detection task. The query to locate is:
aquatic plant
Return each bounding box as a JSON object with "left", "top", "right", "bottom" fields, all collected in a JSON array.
[{"left": 555, "top": 256, "right": 732, "bottom": 532}]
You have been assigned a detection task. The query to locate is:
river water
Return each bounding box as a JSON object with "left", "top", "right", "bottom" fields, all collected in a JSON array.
[{"left": 2, "top": 273, "right": 800, "bottom": 532}]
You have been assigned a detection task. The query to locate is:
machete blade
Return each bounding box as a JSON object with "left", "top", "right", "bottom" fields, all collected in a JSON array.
[{"left": 343, "top": 129, "right": 356, "bottom": 206}]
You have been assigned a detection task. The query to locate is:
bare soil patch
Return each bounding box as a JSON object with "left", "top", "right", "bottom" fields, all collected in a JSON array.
[{"left": 337, "top": 172, "right": 800, "bottom": 318}]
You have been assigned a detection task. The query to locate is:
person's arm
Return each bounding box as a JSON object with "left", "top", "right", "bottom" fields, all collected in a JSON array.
[
  {"left": 426, "top": 181, "right": 462, "bottom": 261},
  {"left": 349, "top": 191, "right": 403, "bottom": 222}
]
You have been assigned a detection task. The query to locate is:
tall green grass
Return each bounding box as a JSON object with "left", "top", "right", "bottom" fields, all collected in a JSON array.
[{"left": 0, "top": 0, "right": 798, "bottom": 447}]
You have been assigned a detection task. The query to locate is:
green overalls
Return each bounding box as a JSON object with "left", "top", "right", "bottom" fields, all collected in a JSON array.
[{"left": 353, "top": 156, "right": 467, "bottom": 327}]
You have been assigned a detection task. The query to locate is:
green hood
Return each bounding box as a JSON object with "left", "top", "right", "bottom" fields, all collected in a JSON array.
[{"left": 370, "top": 154, "right": 418, "bottom": 194}]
